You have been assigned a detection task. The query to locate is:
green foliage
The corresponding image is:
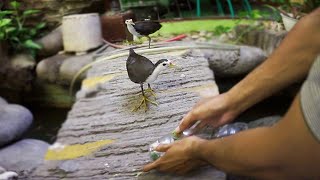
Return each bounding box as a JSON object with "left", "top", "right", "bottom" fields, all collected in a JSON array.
[
  {"left": 237, "top": 7, "right": 282, "bottom": 22},
  {"left": 0, "top": 1, "right": 46, "bottom": 56},
  {"left": 260, "top": 0, "right": 286, "bottom": 3},
  {"left": 212, "top": 25, "right": 231, "bottom": 36},
  {"left": 269, "top": 0, "right": 320, "bottom": 19},
  {"left": 302, "top": 0, "right": 320, "bottom": 13}
]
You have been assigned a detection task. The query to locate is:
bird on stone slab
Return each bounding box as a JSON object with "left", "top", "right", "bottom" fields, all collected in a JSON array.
[
  {"left": 125, "top": 19, "right": 162, "bottom": 48},
  {"left": 126, "top": 48, "right": 174, "bottom": 111}
]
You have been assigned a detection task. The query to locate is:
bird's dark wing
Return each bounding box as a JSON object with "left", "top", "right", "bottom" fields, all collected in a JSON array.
[
  {"left": 126, "top": 53, "right": 155, "bottom": 84},
  {"left": 133, "top": 21, "right": 162, "bottom": 36}
]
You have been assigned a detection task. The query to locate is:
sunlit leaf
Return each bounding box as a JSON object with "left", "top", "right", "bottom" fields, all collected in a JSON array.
[
  {"left": 23, "top": 9, "right": 41, "bottom": 16},
  {"left": 0, "top": 10, "right": 14, "bottom": 16},
  {"left": 10, "top": 1, "right": 21, "bottom": 9},
  {"left": 5, "top": 27, "right": 16, "bottom": 34},
  {"left": 23, "top": 39, "right": 42, "bottom": 50},
  {"left": 0, "top": 19, "right": 12, "bottom": 27},
  {"left": 35, "top": 22, "right": 46, "bottom": 29}
]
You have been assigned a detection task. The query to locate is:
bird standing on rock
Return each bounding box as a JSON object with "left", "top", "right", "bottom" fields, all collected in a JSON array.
[
  {"left": 126, "top": 48, "right": 174, "bottom": 111},
  {"left": 125, "top": 19, "right": 162, "bottom": 48}
]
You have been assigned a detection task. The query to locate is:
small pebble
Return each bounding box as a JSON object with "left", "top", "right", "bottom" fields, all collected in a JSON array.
[
  {"left": 227, "top": 31, "right": 236, "bottom": 40},
  {"left": 49, "top": 142, "right": 65, "bottom": 151},
  {"left": 218, "top": 34, "right": 229, "bottom": 42},
  {"left": 0, "top": 171, "right": 18, "bottom": 180},
  {"left": 198, "top": 37, "right": 206, "bottom": 42},
  {"left": 199, "top": 30, "right": 207, "bottom": 37},
  {"left": 191, "top": 35, "right": 199, "bottom": 39},
  {"left": 180, "top": 74, "right": 186, "bottom": 78},
  {"left": 206, "top": 32, "right": 213, "bottom": 38}
]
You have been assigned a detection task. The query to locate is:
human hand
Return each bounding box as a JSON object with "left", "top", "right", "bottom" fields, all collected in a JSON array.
[
  {"left": 175, "top": 93, "right": 240, "bottom": 134},
  {"left": 143, "top": 136, "right": 207, "bottom": 175}
]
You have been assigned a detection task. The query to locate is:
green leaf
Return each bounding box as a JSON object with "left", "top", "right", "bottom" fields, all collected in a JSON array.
[
  {"left": 29, "top": 28, "right": 37, "bottom": 36},
  {"left": 0, "top": 10, "right": 14, "bottom": 16},
  {"left": 5, "top": 27, "right": 16, "bottom": 33},
  {"left": 10, "top": 37, "right": 20, "bottom": 43},
  {"left": 0, "top": 19, "right": 12, "bottom": 27},
  {"left": 23, "top": 39, "right": 42, "bottom": 50},
  {"left": 35, "top": 22, "right": 46, "bottom": 30},
  {"left": 10, "top": 1, "right": 21, "bottom": 9},
  {"left": 23, "top": 9, "right": 41, "bottom": 16},
  {"left": 0, "top": 32, "right": 5, "bottom": 40}
]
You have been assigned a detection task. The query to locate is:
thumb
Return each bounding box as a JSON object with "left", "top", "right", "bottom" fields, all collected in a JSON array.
[{"left": 155, "top": 144, "right": 172, "bottom": 152}]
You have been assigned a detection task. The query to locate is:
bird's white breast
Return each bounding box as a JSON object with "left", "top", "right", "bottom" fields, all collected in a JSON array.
[
  {"left": 126, "top": 24, "right": 142, "bottom": 37},
  {"left": 145, "top": 73, "right": 158, "bottom": 83},
  {"left": 145, "top": 65, "right": 164, "bottom": 83}
]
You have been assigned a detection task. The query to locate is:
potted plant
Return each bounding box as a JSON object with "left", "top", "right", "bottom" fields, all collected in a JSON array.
[
  {"left": 0, "top": 1, "right": 46, "bottom": 59},
  {"left": 278, "top": 0, "right": 320, "bottom": 31}
]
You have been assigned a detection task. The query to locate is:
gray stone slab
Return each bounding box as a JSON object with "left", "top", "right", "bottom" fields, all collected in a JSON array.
[
  {"left": 0, "top": 104, "right": 33, "bottom": 147},
  {"left": 0, "top": 97, "right": 7, "bottom": 106},
  {"left": 30, "top": 46, "right": 223, "bottom": 179},
  {"left": 0, "top": 139, "right": 49, "bottom": 176}
]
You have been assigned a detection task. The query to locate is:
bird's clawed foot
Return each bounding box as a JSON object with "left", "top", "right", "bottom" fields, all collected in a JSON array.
[
  {"left": 145, "top": 88, "right": 156, "bottom": 97},
  {"left": 132, "top": 94, "right": 158, "bottom": 112}
]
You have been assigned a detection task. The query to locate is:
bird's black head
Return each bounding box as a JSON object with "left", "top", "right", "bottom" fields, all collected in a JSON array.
[
  {"left": 154, "top": 59, "right": 175, "bottom": 69},
  {"left": 129, "top": 48, "right": 136, "bottom": 55},
  {"left": 155, "top": 59, "right": 169, "bottom": 67}
]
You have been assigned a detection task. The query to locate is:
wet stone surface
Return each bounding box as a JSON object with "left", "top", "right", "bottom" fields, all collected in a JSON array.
[
  {"left": 0, "top": 139, "right": 49, "bottom": 177},
  {"left": 30, "top": 45, "right": 225, "bottom": 179},
  {"left": 0, "top": 103, "right": 33, "bottom": 147}
]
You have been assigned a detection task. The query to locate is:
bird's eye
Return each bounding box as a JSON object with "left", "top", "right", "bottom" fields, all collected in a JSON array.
[{"left": 163, "top": 64, "right": 166, "bottom": 66}]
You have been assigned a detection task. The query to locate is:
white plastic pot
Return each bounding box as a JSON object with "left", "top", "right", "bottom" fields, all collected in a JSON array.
[
  {"left": 280, "top": 13, "right": 299, "bottom": 31},
  {"left": 62, "top": 13, "right": 102, "bottom": 53}
]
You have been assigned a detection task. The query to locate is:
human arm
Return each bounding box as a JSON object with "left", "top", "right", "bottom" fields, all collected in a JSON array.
[
  {"left": 228, "top": 7, "right": 320, "bottom": 116},
  {"left": 175, "top": 8, "right": 320, "bottom": 133},
  {"left": 144, "top": 94, "right": 320, "bottom": 178},
  {"left": 196, "top": 93, "right": 320, "bottom": 178}
]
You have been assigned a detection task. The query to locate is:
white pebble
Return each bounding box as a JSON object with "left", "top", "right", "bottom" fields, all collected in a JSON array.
[
  {"left": 191, "top": 35, "right": 199, "bottom": 39},
  {"left": 199, "top": 30, "right": 207, "bottom": 37},
  {"left": 49, "top": 142, "right": 65, "bottom": 151},
  {"left": 180, "top": 74, "right": 186, "bottom": 78},
  {"left": 0, "top": 167, "right": 5, "bottom": 174},
  {"left": 0, "top": 171, "right": 18, "bottom": 180}
]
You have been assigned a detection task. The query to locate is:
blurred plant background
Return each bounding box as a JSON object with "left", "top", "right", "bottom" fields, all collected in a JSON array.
[{"left": 0, "top": 1, "right": 46, "bottom": 57}]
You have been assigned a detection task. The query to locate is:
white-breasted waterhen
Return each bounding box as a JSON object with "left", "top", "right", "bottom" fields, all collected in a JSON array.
[
  {"left": 126, "top": 48, "right": 174, "bottom": 111},
  {"left": 125, "top": 19, "right": 162, "bottom": 48}
]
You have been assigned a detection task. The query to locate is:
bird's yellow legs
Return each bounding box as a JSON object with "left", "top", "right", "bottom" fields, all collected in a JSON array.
[
  {"left": 145, "top": 83, "right": 156, "bottom": 97},
  {"left": 147, "top": 36, "right": 151, "bottom": 49},
  {"left": 132, "top": 94, "right": 158, "bottom": 112},
  {"left": 132, "top": 84, "right": 158, "bottom": 112}
]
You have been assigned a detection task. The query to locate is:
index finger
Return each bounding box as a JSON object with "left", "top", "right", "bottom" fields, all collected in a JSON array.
[
  {"left": 175, "top": 111, "right": 198, "bottom": 134},
  {"left": 143, "top": 159, "right": 160, "bottom": 172}
]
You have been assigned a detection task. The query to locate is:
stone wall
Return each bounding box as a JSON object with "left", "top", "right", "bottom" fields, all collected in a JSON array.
[{"left": 234, "top": 25, "right": 287, "bottom": 55}]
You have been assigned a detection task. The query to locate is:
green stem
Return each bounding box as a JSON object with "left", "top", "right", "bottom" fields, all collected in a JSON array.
[{"left": 13, "top": 2, "right": 22, "bottom": 30}]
